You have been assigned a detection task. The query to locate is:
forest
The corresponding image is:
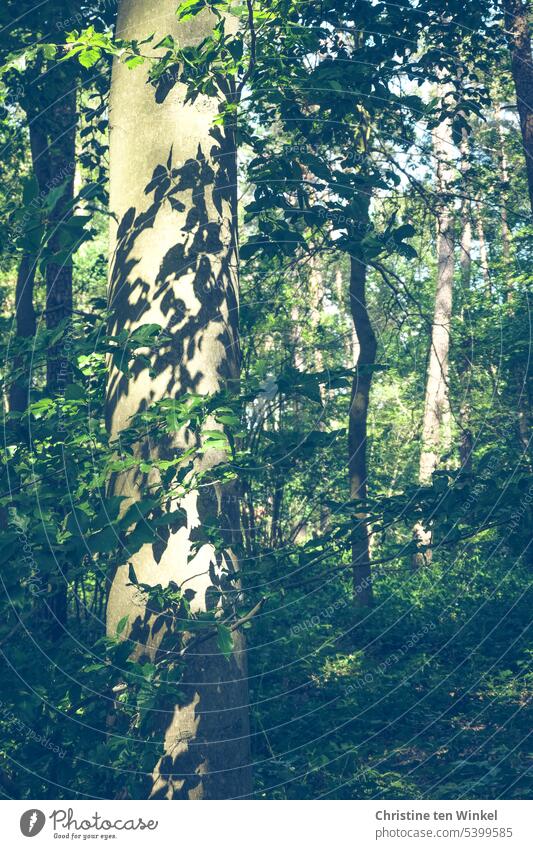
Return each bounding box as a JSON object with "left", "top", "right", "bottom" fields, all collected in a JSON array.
[{"left": 0, "top": 0, "right": 531, "bottom": 802}]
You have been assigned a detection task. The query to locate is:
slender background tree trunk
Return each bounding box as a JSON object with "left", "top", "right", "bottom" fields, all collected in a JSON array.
[
  {"left": 45, "top": 78, "right": 77, "bottom": 395},
  {"left": 460, "top": 195, "right": 472, "bottom": 289},
  {"left": 495, "top": 104, "right": 512, "bottom": 267},
  {"left": 459, "top": 147, "right": 473, "bottom": 474},
  {"left": 9, "top": 256, "right": 36, "bottom": 413},
  {"left": 14, "top": 72, "right": 75, "bottom": 637},
  {"left": 419, "top": 119, "right": 455, "bottom": 484},
  {"left": 475, "top": 195, "right": 491, "bottom": 292},
  {"left": 44, "top": 74, "right": 77, "bottom": 641},
  {"left": 459, "top": 132, "right": 473, "bottom": 472},
  {"left": 348, "top": 255, "right": 376, "bottom": 605},
  {"left": 414, "top": 112, "right": 455, "bottom": 567},
  {"left": 9, "top": 98, "right": 51, "bottom": 413}
]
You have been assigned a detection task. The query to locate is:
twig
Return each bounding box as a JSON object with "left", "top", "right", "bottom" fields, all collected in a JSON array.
[
  {"left": 179, "top": 596, "right": 267, "bottom": 658},
  {"left": 237, "top": 0, "right": 257, "bottom": 95}
]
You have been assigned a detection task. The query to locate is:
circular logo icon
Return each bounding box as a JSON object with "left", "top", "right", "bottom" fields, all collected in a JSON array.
[{"left": 20, "top": 810, "right": 46, "bottom": 837}]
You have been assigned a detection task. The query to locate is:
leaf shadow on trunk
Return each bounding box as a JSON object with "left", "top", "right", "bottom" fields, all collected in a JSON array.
[{"left": 105, "top": 130, "right": 252, "bottom": 799}]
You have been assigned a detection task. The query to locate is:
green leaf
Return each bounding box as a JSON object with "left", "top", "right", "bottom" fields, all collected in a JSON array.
[
  {"left": 155, "top": 35, "right": 175, "bottom": 50},
  {"left": 125, "top": 55, "right": 146, "bottom": 69},
  {"left": 41, "top": 44, "right": 57, "bottom": 60},
  {"left": 215, "top": 413, "right": 240, "bottom": 427},
  {"left": 64, "top": 384, "right": 85, "bottom": 401},
  {"left": 116, "top": 615, "right": 129, "bottom": 636},
  {"left": 216, "top": 624, "right": 234, "bottom": 659},
  {"left": 176, "top": 0, "right": 208, "bottom": 21},
  {"left": 78, "top": 48, "right": 102, "bottom": 68},
  {"left": 393, "top": 223, "right": 416, "bottom": 242},
  {"left": 124, "top": 522, "right": 156, "bottom": 553},
  {"left": 88, "top": 526, "right": 118, "bottom": 554}
]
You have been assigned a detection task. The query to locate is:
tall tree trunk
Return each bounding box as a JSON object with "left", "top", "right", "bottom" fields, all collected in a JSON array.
[
  {"left": 419, "top": 119, "right": 455, "bottom": 484},
  {"left": 270, "top": 477, "right": 284, "bottom": 546},
  {"left": 460, "top": 198, "right": 472, "bottom": 289},
  {"left": 41, "top": 72, "right": 77, "bottom": 640},
  {"left": 9, "top": 256, "right": 37, "bottom": 413},
  {"left": 495, "top": 105, "right": 512, "bottom": 267},
  {"left": 45, "top": 76, "right": 77, "bottom": 395},
  {"left": 16, "top": 76, "right": 73, "bottom": 637},
  {"left": 415, "top": 115, "right": 455, "bottom": 565},
  {"left": 459, "top": 134, "right": 473, "bottom": 472},
  {"left": 459, "top": 132, "right": 472, "bottom": 290},
  {"left": 309, "top": 254, "right": 325, "bottom": 375},
  {"left": 503, "top": 0, "right": 533, "bottom": 213},
  {"left": 106, "top": 0, "right": 251, "bottom": 799},
  {"left": 9, "top": 100, "right": 51, "bottom": 413},
  {"left": 348, "top": 255, "right": 376, "bottom": 605},
  {"left": 475, "top": 196, "right": 491, "bottom": 292}
]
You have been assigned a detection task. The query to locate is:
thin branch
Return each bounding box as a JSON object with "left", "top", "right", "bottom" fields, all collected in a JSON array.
[
  {"left": 179, "top": 596, "right": 267, "bottom": 657},
  {"left": 237, "top": 0, "right": 256, "bottom": 96}
]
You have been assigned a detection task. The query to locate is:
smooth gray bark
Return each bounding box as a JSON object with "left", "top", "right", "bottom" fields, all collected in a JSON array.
[{"left": 106, "top": 0, "right": 251, "bottom": 799}]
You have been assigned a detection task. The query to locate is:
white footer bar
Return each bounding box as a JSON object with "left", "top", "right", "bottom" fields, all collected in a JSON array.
[{"left": 4, "top": 799, "right": 531, "bottom": 848}]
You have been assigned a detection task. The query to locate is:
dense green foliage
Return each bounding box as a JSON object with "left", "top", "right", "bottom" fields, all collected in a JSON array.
[{"left": 0, "top": 0, "right": 530, "bottom": 799}]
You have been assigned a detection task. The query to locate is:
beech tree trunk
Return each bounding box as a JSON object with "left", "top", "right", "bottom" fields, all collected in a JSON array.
[
  {"left": 503, "top": 0, "right": 533, "bottom": 213},
  {"left": 348, "top": 255, "right": 376, "bottom": 605},
  {"left": 106, "top": 0, "right": 251, "bottom": 799}
]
